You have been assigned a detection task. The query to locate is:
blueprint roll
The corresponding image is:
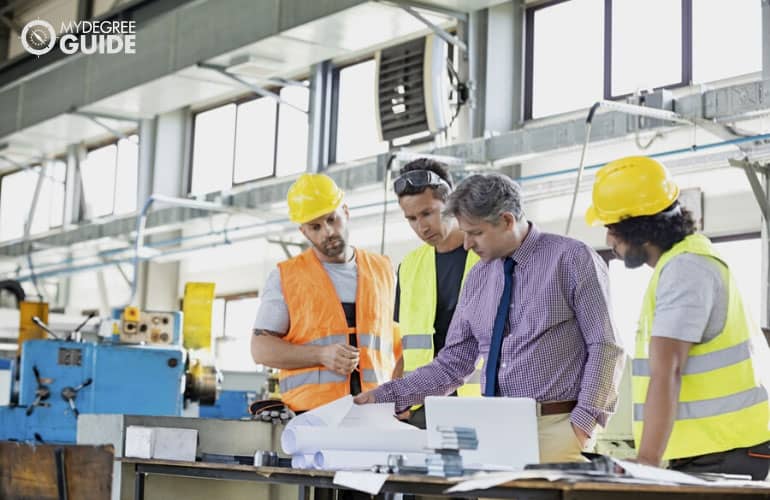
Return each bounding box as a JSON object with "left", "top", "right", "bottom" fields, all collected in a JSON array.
[
  {"left": 291, "top": 454, "right": 316, "bottom": 469},
  {"left": 314, "top": 450, "right": 428, "bottom": 470},
  {"left": 281, "top": 427, "right": 427, "bottom": 455}
]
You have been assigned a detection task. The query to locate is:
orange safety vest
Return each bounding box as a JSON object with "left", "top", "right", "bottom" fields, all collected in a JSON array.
[{"left": 278, "top": 248, "right": 401, "bottom": 412}]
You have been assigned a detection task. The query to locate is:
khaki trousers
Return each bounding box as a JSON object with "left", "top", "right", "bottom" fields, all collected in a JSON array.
[{"left": 537, "top": 413, "right": 591, "bottom": 463}]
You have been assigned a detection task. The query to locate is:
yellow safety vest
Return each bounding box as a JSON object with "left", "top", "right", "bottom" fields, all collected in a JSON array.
[
  {"left": 633, "top": 234, "right": 770, "bottom": 460},
  {"left": 398, "top": 244, "right": 482, "bottom": 397}
]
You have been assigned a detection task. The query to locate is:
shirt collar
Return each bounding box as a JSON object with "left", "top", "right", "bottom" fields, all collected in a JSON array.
[{"left": 508, "top": 222, "right": 540, "bottom": 267}]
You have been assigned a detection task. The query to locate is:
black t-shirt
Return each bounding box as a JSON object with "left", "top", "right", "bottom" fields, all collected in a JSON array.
[{"left": 394, "top": 245, "right": 468, "bottom": 355}]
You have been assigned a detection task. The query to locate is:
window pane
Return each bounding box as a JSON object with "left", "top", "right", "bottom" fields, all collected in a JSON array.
[
  {"left": 217, "top": 297, "right": 260, "bottom": 372},
  {"left": 48, "top": 161, "right": 66, "bottom": 228},
  {"left": 211, "top": 297, "right": 225, "bottom": 339},
  {"left": 275, "top": 85, "right": 309, "bottom": 177},
  {"left": 114, "top": 136, "right": 139, "bottom": 214},
  {"left": 612, "top": 0, "right": 682, "bottom": 96},
  {"left": 532, "top": 0, "right": 604, "bottom": 118},
  {"left": 713, "top": 238, "right": 761, "bottom": 325},
  {"left": 693, "top": 0, "right": 762, "bottom": 83},
  {"left": 234, "top": 98, "right": 277, "bottom": 183},
  {"left": 80, "top": 144, "right": 117, "bottom": 219},
  {"left": 191, "top": 104, "right": 236, "bottom": 195},
  {"left": 336, "top": 60, "right": 389, "bottom": 162},
  {"left": 0, "top": 169, "right": 37, "bottom": 241},
  {"left": 608, "top": 259, "right": 653, "bottom": 352}
]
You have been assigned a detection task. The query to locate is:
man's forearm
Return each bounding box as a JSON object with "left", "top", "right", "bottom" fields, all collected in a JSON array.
[
  {"left": 637, "top": 373, "right": 680, "bottom": 465},
  {"left": 251, "top": 332, "right": 322, "bottom": 369}
]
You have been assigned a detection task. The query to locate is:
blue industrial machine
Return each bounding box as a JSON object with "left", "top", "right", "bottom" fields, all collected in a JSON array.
[{"left": 0, "top": 308, "right": 219, "bottom": 443}]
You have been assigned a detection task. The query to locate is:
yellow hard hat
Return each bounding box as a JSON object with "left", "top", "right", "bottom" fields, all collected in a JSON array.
[
  {"left": 287, "top": 173, "right": 344, "bottom": 224},
  {"left": 585, "top": 156, "right": 680, "bottom": 226}
]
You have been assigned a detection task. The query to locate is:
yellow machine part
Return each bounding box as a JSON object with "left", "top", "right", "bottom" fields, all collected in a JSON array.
[
  {"left": 182, "top": 282, "right": 215, "bottom": 350},
  {"left": 18, "top": 301, "right": 48, "bottom": 354}
]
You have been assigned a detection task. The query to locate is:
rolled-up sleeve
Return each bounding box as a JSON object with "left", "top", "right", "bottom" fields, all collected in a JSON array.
[
  {"left": 569, "top": 245, "right": 626, "bottom": 434},
  {"left": 373, "top": 276, "right": 480, "bottom": 411}
]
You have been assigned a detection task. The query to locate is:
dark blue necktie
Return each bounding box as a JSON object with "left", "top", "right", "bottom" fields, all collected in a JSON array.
[{"left": 484, "top": 257, "right": 515, "bottom": 397}]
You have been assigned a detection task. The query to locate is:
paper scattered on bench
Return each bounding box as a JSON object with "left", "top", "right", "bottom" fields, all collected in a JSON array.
[{"left": 333, "top": 471, "right": 388, "bottom": 495}]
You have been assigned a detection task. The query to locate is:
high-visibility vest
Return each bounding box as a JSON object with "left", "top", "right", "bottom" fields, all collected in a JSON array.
[
  {"left": 278, "top": 248, "right": 399, "bottom": 412},
  {"left": 398, "top": 244, "right": 482, "bottom": 397},
  {"left": 633, "top": 233, "right": 770, "bottom": 460}
]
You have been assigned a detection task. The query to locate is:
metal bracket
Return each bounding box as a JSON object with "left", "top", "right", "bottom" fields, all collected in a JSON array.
[
  {"left": 728, "top": 157, "right": 770, "bottom": 223},
  {"left": 69, "top": 110, "right": 135, "bottom": 142},
  {"left": 267, "top": 239, "right": 307, "bottom": 259},
  {"left": 197, "top": 62, "right": 308, "bottom": 114},
  {"left": 394, "top": 4, "right": 467, "bottom": 52}
]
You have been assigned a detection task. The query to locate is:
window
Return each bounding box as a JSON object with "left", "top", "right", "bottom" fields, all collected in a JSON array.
[
  {"left": 0, "top": 161, "right": 66, "bottom": 241},
  {"left": 693, "top": 0, "right": 762, "bottom": 83},
  {"left": 233, "top": 98, "right": 277, "bottom": 183},
  {"left": 525, "top": 0, "right": 604, "bottom": 119},
  {"left": 190, "top": 104, "right": 237, "bottom": 195},
  {"left": 190, "top": 85, "right": 309, "bottom": 195},
  {"left": 334, "top": 59, "right": 389, "bottom": 163},
  {"left": 275, "top": 85, "right": 309, "bottom": 177},
  {"left": 213, "top": 295, "right": 260, "bottom": 372},
  {"left": 80, "top": 136, "right": 139, "bottom": 219},
  {"left": 610, "top": 0, "right": 683, "bottom": 97}
]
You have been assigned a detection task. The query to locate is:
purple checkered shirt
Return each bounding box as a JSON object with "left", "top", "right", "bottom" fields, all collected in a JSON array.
[{"left": 374, "top": 223, "right": 625, "bottom": 434}]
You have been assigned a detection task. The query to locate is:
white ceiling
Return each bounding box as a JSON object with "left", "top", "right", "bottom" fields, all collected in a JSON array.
[{"left": 0, "top": 0, "right": 477, "bottom": 173}]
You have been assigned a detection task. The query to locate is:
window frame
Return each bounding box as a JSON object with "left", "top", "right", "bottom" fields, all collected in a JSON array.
[
  {"left": 189, "top": 79, "right": 312, "bottom": 196},
  {"left": 80, "top": 132, "right": 139, "bottom": 220},
  {"left": 0, "top": 155, "right": 69, "bottom": 240},
  {"left": 524, "top": 0, "right": 696, "bottom": 120}
]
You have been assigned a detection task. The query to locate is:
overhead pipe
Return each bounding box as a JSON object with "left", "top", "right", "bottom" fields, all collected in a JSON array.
[{"left": 7, "top": 132, "right": 770, "bottom": 284}]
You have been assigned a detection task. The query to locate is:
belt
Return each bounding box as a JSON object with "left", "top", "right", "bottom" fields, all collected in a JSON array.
[{"left": 537, "top": 400, "right": 577, "bottom": 416}]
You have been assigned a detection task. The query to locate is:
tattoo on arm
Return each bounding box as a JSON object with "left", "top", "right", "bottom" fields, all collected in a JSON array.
[{"left": 253, "top": 329, "right": 285, "bottom": 337}]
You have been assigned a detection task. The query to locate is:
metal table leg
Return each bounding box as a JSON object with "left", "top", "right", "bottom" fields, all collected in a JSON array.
[
  {"left": 298, "top": 484, "right": 311, "bottom": 500},
  {"left": 134, "top": 467, "right": 145, "bottom": 500}
]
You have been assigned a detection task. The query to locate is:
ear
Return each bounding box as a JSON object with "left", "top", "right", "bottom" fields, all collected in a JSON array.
[
  {"left": 298, "top": 224, "right": 308, "bottom": 240},
  {"left": 501, "top": 212, "right": 516, "bottom": 231}
]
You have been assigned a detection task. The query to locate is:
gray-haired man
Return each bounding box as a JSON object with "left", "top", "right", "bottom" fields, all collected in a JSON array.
[{"left": 356, "top": 173, "right": 625, "bottom": 463}]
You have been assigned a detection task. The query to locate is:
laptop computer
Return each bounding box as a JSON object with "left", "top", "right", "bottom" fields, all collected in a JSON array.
[{"left": 424, "top": 396, "right": 539, "bottom": 470}]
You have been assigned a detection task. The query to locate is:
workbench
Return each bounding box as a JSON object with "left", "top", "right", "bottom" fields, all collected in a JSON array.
[{"left": 121, "top": 458, "right": 770, "bottom": 500}]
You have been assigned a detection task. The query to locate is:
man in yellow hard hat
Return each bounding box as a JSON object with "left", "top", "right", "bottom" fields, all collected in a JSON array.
[
  {"left": 587, "top": 155, "right": 770, "bottom": 479},
  {"left": 392, "top": 158, "right": 482, "bottom": 429},
  {"left": 251, "top": 173, "right": 402, "bottom": 413}
]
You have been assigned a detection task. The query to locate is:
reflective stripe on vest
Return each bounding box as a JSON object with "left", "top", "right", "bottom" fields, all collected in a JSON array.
[
  {"left": 280, "top": 368, "right": 381, "bottom": 393},
  {"left": 634, "top": 386, "right": 769, "bottom": 422},
  {"left": 278, "top": 248, "right": 398, "bottom": 412},
  {"left": 633, "top": 233, "right": 770, "bottom": 460},
  {"left": 398, "top": 244, "right": 482, "bottom": 398},
  {"left": 632, "top": 339, "right": 751, "bottom": 377}
]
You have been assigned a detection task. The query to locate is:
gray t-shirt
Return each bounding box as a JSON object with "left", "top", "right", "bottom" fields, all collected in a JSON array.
[
  {"left": 253, "top": 255, "right": 358, "bottom": 335},
  {"left": 652, "top": 253, "right": 728, "bottom": 344}
]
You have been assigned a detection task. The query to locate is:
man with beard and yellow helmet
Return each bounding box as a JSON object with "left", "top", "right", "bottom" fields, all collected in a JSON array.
[
  {"left": 251, "top": 173, "right": 402, "bottom": 413},
  {"left": 587, "top": 156, "right": 770, "bottom": 480}
]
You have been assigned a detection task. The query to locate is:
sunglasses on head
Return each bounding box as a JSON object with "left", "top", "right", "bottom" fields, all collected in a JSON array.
[{"left": 393, "top": 169, "right": 449, "bottom": 196}]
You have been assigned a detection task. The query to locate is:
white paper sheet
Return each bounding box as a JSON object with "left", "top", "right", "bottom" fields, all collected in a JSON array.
[
  {"left": 286, "top": 395, "right": 355, "bottom": 429},
  {"left": 282, "top": 426, "right": 427, "bottom": 455},
  {"left": 446, "top": 470, "right": 568, "bottom": 493},
  {"left": 610, "top": 458, "right": 711, "bottom": 485},
  {"left": 314, "top": 449, "right": 428, "bottom": 470},
  {"left": 333, "top": 471, "right": 388, "bottom": 495}
]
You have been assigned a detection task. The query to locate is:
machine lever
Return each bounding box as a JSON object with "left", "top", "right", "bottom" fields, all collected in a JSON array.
[
  {"left": 26, "top": 365, "right": 52, "bottom": 416},
  {"left": 61, "top": 378, "right": 92, "bottom": 417}
]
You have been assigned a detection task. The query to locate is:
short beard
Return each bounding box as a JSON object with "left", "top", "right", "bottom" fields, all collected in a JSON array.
[
  {"left": 316, "top": 236, "right": 346, "bottom": 258},
  {"left": 623, "top": 244, "right": 648, "bottom": 269}
]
